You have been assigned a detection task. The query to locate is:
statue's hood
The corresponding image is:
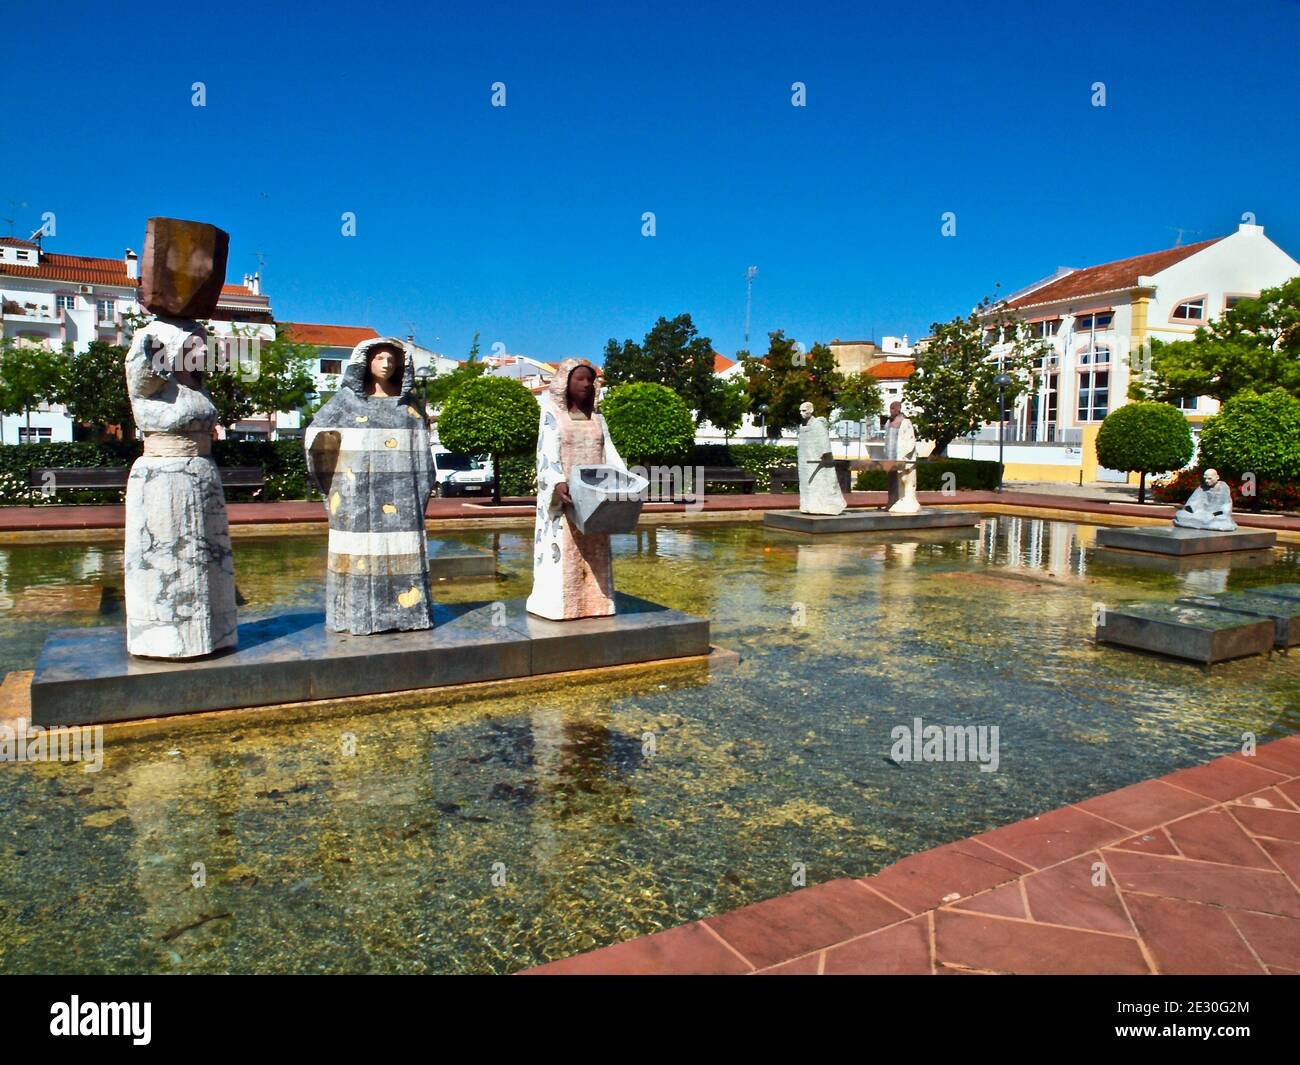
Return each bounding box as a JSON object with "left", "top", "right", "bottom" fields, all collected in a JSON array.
[{"left": 342, "top": 336, "right": 416, "bottom": 399}]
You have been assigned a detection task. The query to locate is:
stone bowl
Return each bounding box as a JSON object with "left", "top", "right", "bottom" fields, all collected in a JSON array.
[{"left": 568, "top": 464, "right": 649, "bottom": 535}]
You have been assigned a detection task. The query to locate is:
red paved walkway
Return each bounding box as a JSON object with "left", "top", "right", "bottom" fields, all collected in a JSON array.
[
  {"left": 3, "top": 491, "right": 1299, "bottom": 532},
  {"left": 525, "top": 737, "right": 1300, "bottom": 974}
]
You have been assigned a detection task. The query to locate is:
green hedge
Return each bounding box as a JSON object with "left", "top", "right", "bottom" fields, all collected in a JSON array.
[
  {"left": 853, "top": 457, "right": 1003, "bottom": 492},
  {"left": 498, "top": 452, "right": 537, "bottom": 498},
  {"left": 686, "top": 442, "right": 797, "bottom": 491}
]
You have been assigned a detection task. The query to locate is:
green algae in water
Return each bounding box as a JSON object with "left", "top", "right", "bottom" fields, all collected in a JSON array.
[{"left": 1, "top": 518, "right": 1298, "bottom": 973}]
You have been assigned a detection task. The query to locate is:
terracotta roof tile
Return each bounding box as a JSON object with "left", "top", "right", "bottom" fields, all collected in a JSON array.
[
  {"left": 1005, "top": 238, "right": 1223, "bottom": 309},
  {"left": 279, "top": 322, "right": 380, "bottom": 347},
  {"left": 713, "top": 353, "right": 736, "bottom": 372},
  {"left": 867, "top": 361, "right": 915, "bottom": 380},
  {"left": 0, "top": 251, "right": 138, "bottom": 287}
]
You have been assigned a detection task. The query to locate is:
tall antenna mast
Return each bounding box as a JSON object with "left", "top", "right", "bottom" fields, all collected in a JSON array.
[{"left": 744, "top": 265, "right": 758, "bottom": 347}]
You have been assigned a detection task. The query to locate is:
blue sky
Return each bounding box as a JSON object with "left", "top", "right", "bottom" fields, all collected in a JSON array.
[{"left": 5, "top": 0, "right": 1298, "bottom": 361}]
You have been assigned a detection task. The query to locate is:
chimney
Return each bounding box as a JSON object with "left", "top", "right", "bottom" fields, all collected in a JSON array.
[
  {"left": 243, "top": 272, "right": 261, "bottom": 295},
  {"left": 125, "top": 249, "right": 138, "bottom": 280}
]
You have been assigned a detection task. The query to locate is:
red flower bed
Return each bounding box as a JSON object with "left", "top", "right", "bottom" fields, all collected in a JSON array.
[{"left": 1152, "top": 468, "right": 1300, "bottom": 512}]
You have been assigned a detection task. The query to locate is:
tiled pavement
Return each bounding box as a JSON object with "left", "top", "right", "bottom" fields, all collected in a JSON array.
[{"left": 524, "top": 736, "right": 1300, "bottom": 974}]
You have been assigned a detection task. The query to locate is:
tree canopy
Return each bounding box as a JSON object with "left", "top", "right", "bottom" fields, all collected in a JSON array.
[
  {"left": 741, "top": 331, "right": 844, "bottom": 436},
  {"left": 602, "top": 313, "right": 726, "bottom": 426},
  {"left": 57, "top": 340, "right": 133, "bottom": 439},
  {"left": 0, "top": 339, "right": 64, "bottom": 443},
  {"left": 436, "top": 375, "right": 539, "bottom": 503},
  {"left": 1094, "top": 401, "right": 1194, "bottom": 503},
  {"left": 601, "top": 382, "right": 695, "bottom": 465},
  {"left": 1198, "top": 388, "right": 1300, "bottom": 486}
]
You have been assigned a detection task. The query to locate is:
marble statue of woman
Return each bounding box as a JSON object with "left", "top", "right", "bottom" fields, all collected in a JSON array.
[
  {"left": 797, "top": 401, "right": 846, "bottom": 515},
  {"left": 1173, "top": 468, "right": 1237, "bottom": 531},
  {"left": 305, "top": 337, "right": 435, "bottom": 634},
  {"left": 124, "top": 318, "right": 238, "bottom": 658},
  {"left": 526, "top": 358, "right": 628, "bottom": 620},
  {"left": 884, "top": 401, "right": 921, "bottom": 514}
]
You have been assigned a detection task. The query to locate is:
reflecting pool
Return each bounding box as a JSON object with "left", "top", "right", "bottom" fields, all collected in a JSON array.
[{"left": 1, "top": 518, "right": 1298, "bottom": 973}]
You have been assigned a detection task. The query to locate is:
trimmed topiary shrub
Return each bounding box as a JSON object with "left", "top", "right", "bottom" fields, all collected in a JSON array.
[
  {"left": 1198, "top": 388, "right": 1300, "bottom": 486},
  {"left": 1095, "top": 401, "right": 1194, "bottom": 503},
  {"left": 437, "top": 376, "right": 539, "bottom": 504},
  {"left": 601, "top": 382, "right": 695, "bottom": 466},
  {"left": 853, "top": 457, "right": 1003, "bottom": 492}
]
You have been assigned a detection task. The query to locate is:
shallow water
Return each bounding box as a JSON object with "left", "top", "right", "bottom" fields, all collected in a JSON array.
[{"left": 1, "top": 518, "right": 1298, "bottom": 973}]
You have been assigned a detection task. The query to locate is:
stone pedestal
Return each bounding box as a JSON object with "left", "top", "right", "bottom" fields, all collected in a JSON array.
[
  {"left": 763, "top": 508, "right": 979, "bottom": 534},
  {"left": 1095, "top": 526, "right": 1277, "bottom": 556},
  {"left": 1096, "top": 602, "right": 1274, "bottom": 663},
  {"left": 427, "top": 539, "right": 495, "bottom": 579}
]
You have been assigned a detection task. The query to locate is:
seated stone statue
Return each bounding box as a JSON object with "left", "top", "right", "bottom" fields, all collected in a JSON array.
[{"left": 1173, "top": 468, "right": 1237, "bottom": 531}]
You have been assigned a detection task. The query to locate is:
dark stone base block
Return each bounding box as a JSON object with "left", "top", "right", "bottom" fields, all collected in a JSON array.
[
  {"left": 1177, "top": 593, "right": 1300, "bottom": 648},
  {"left": 1251, "top": 583, "right": 1300, "bottom": 603},
  {"left": 762, "top": 508, "right": 980, "bottom": 534},
  {"left": 1090, "top": 547, "right": 1278, "bottom": 574},
  {"left": 427, "top": 538, "right": 495, "bottom": 578},
  {"left": 1095, "top": 526, "right": 1277, "bottom": 556},
  {"left": 30, "top": 594, "right": 710, "bottom": 726},
  {"left": 1096, "top": 602, "right": 1275, "bottom": 663}
]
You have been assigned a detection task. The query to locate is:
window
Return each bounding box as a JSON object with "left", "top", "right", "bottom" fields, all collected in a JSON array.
[
  {"left": 1077, "top": 369, "right": 1109, "bottom": 421},
  {"left": 320, "top": 359, "right": 343, "bottom": 375},
  {"left": 18, "top": 427, "right": 53, "bottom": 443},
  {"left": 1172, "top": 297, "right": 1205, "bottom": 321},
  {"left": 1025, "top": 372, "right": 1059, "bottom": 442},
  {"left": 97, "top": 298, "right": 115, "bottom": 322},
  {"left": 1078, "top": 344, "right": 1111, "bottom": 366},
  {"left": 1030, "top": 318, "right": 1061, "bottom": 339},
  {"left": 1223, "top": 293, "right": 1254, "bottom": 313},
  {"left": 14, "top": 249, "right": 33, "bottom": 262},
  {"left": 56, "top": 294, "right": 76, "bottom": 312},
  {"left": 1175, "top": 394, "right": 1199, "bottom": 412},
  {"left": 1074, "top": 311, "right": 1113, "bottom": 331}
]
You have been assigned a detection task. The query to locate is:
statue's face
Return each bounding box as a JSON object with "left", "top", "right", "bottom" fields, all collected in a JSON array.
[
  {"left": 567, "top": 365, "right": 596, "bottom": 405},
  {"left": 368, "top": 347, "right": 400, "bottom": 383},
  {"left": 890, "top": 401, "right": 902, "bottom": 418},
  {"left": 799, "top": 402, "right": 814, "bottom": 421},
  {"left": 1203, "top": 468, "right": 1220, "bottom": 489}
]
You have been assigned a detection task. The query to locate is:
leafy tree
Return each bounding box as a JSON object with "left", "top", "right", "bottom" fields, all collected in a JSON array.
[
  {"left": 1094, "top": 401, "right": 1194, "bottom": 504},
  {"left": 742, "top": 332, "right": 844, "bottom": 437},
  {"left": 0, "top": 339, "right": 64, "bottom": 444},
  {"left": 601, "top": 382, "right": 695, "bottom": 465},
  {"left": 1198, "top": 389, "right": 1300, "bottom": 491},
  {"left": 1138, "top": 277, "right": 1300, "bottom": 402},
  {"left": 903, "top": 297, "right": 1039, "bottom": 456},
  {"left": 203, "top": 325, "right": 318, "bottom": 433},
  {"left": 436, "top": 375, "right": 539, "bottom": 504},
  {"left": 833, "top": 372, "right": 884, "bottom": 423},
  {"left": 57, "top": 340, "right": 134, "bottom": 440},
  {"left": 708, "top": 375, "right": 749, "bottom": 441},
  {"left": 602, "top": 313, "right": 723, "bottom": 425},
  {"left": 426, "top": 336, "right": 488, "bottom": 411}
]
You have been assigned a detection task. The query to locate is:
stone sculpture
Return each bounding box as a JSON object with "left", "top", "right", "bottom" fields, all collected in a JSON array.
[
  {"left": 796, "top": 401, "right": 846, "bottom": 515},
  {"left": 884, "top": 401, "right": 921, "bottom": 514},
  {"left": 305, "top": 338, "right": 435, "bottom": 634},
  {"left": 526, "top": 359, "right": 629, "bottom": 620},
  {"left": 123, "top": 218, "right": 237, "bottom": 659},
  {"left": 1173, "top": 468, "right": 1237, "bottom": 531}
]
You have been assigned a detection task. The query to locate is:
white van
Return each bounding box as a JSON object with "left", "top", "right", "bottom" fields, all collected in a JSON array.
[{"left": 431, "top": 447, "right": 495, "bottom": 497}]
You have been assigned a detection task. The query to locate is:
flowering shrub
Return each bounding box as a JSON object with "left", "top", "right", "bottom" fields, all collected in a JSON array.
[{"left": 1152, "top": 468, "right": 1300, "bottom": 512}]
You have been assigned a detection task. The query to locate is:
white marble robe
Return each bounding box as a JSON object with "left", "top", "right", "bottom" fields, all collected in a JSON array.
[
  {"left": 1174, "top": 481, "right": 1237, "bottom": 531},
  {"left": 884, "top": 416, "right": 921, "bottom": 514},
  {"left": 797, "top": 416, "right": 846, "bottom": 515}
]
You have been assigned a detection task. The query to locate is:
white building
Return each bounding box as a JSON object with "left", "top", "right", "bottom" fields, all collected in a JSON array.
[{"left": 0, "top": 235, "right": 274, "bottom": 443}]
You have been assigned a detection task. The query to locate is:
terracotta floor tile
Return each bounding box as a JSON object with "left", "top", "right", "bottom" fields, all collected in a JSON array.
[
  {"left": 1103, "top": 848, "right": 1300, "bottom": 917},
  {"left": 1275, "top": 779, "right": 1300, "bottom": 810},
  {"left": 1124, "top": 894, "right": 1265, "bottom": 975},
  {"left": 1075, "top": 779, "right": 1212, "bottom": 832},
  {"left": 1024, "top": 853, "right": 1135, "bottom": 934},
  {"left": 703, "top": 879, "right": 910, "bottom": 970},
  {"left": 1231, "top": 804, "right": 1300, "bottom": 843},
  {"left": 1268, "top": 966, "right": 1299, "bottom": 974},
  {"left": 1114, "top": 829, "right": 1179, "bottom": 856},
  {"left": 1162, "top": 756, "right": 1287, "bottom": 802},
  {"left": 522, "top": 920, "right": 751, "bottom": 975},
  {"left": 1258, "top": 838, "right": 1300, "bottom": 885},
  {"left": 822, "top": 916, "right": 932, "bottom": 974},
  {"left": 974, "top": 805, "right": 1128, "bottom": 869},
  {"left": 1232, "top": 738, "right": 1300, "bottom": 777},
  {"left": 1165, "top": 808, "right": 1273, "bottom": 869},
  {"left": 952, "top": 882, "right": 1027, "bottom": 919},
  {"left": 934, "top": 910, "right": 1148, "bottom": 975},
  {"left": 1237, "top": 787, "right": 1298, "bottom": 811},
  {"left": 1227, "top": 910, "right": 1300, "bottom": 969},
  {"left": 754, "top": 952, "right": 822, "bottom": 975},
  {"left": 862, "top": 840, "right": 1027, "bottom": 914}
]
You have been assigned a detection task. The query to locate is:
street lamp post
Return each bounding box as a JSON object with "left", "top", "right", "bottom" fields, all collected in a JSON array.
[{"left": 994, "top": 373, "right": 1012, "bottom": 492}]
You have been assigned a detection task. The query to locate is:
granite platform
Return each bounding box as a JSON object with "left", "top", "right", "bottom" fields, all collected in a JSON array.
[
  {"left": 1096, "top": 602, "right": 1275, "bottom": 664},
  {"left": 1095, "top": 526, "right": 1277, "bottom": 556},
  {"left": 1177, "top": 592, "right": 1300, "bottom": 648},
  {"left": 1252, "top": 583, "right": 1300, "bottom": 603},
  {"left": 29, "top": 594, "right": 710, "bottom": 726},
  {"left": 763, "top": 508, "right": 980, "bottom": 534},
  {"left": 1089, "top": 547, "right": 1278, "bottom": 574},
  {"left": 426, "top": 538, "right": 496, "bottom": 578}
]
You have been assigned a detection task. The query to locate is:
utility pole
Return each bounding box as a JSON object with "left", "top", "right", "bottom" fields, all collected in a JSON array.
[{"left": 744, "top": 266, "right": 758, "bottom": 348}]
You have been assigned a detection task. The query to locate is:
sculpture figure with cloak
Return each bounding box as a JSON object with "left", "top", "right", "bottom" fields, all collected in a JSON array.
[
  {"left": 1173, "top": 468, "right": 1237, "bottom": 531},
  {"left": 884, "top": 400, "right": 921, "bottom": 514},
  {"left": 796, "top": 401, "right": 846, "bottom": 515},
  {"left": 305, "top": 337, "right": 435, "bottom": 634},
  {"left": 526, "top": 358, "right": 628, "bottom": 620},
  {"left": 123, "top": 218, "right": 238, "bottom": 659}
]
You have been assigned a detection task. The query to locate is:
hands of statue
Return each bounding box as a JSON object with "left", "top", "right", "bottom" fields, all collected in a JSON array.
[{"left": 555, "top": 481, "right": 573, "bottom": 506}]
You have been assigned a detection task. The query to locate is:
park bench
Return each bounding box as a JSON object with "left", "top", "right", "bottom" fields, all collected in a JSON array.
[
  {"left": 700, "top": 466, "right": 757, "bottom": 494},
  {"left": 27, "top": 466, "right": 265, "bottom": 504},
  {"left": 770, "top": 461, "right": 853, "bottom": 493}
]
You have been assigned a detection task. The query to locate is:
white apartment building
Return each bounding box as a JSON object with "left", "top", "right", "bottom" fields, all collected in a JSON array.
[{"left": 0, "top": 235, "right": 274, "bottom": 443}]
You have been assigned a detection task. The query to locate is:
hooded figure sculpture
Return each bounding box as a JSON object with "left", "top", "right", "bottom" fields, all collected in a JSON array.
[
  {"left": 526, "top": 358, "right": 628, "bottom": 620},
  {"left": 304, "top": 337, "right": 435, "bottom": 634}
]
